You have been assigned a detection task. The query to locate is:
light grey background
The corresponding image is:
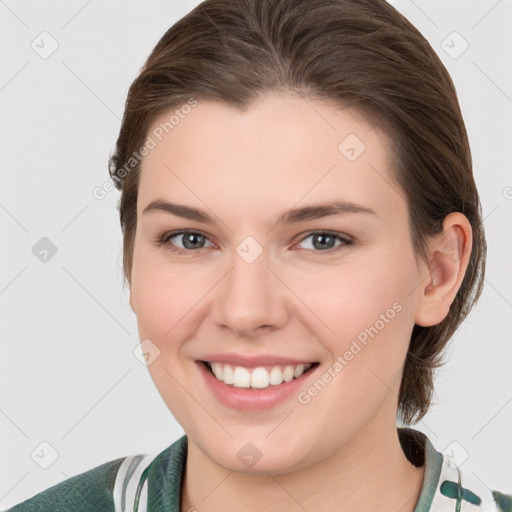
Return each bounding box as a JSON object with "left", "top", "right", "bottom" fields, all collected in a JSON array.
[{"left": 1, "top": 0, "right": 511, "bottom": 508}]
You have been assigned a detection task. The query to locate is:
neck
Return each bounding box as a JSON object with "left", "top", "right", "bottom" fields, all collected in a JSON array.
[{"left": 180, "top": 414, "right": 425, "bottom": 512}]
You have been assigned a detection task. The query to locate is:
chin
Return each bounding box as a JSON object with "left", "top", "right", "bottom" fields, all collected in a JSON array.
[{"left": 199, "top": 437, "right": 312, "bottom": 476}]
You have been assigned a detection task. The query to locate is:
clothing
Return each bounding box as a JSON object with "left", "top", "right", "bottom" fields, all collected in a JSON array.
[{"left": 3, "top": 427, "right": 511, "bottom": 512}]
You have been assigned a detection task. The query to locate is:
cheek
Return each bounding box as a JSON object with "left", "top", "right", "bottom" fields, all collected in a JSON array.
[
  {"left": 131, "top": 244, "right": 182, "bottom": 340},
  {"left": 292, "top": 263, "right": 416, "bottom": 426},
  {"left": 132, "top": 234, "right": 417, "bottom": 352},
  {"left": 132, "top": 270, "right": 174, "bottom": 336},
  {"left": 288, "top": 254, "right": 417, "bottom": 383},
  {"left": 131, "top": 240, "right": 197, "bottom": 326},
  {"left": 294, "top": 262, "right": 411, "bottom": 334},
  {"left": 130, "top": 257, "right": 202, "bottom": 422}
]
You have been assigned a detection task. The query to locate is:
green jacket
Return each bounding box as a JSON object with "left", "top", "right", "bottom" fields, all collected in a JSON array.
[{"left": 3, "top": 427, "right": 511, "bottom": 512}]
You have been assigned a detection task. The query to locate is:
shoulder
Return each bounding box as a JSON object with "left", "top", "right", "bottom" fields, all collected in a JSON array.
[
  {"left": 2, "top": 457, "right": 125, "bottom": 512},
  {"left": 434, "top": 459, "right": 512, "bottom": 512},
  {"left": 399, "top": 427, "right": 512, "bottom": 512},
  {"left": 2, "top": 436, "right": 188, "bottom": 512},
  {"left": 428, "top": 438, "right": 512, "bottom": 511}
]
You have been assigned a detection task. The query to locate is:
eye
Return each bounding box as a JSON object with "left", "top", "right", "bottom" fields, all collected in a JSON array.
[
  {"left": 155, "top": 230, "right": 353, "bottom": 255},
  {"left": 157, "top": 231, "right": 214, "bottom": 253},
  {"left": 294, "top": 231, "right": 353, "bottom": 253}
]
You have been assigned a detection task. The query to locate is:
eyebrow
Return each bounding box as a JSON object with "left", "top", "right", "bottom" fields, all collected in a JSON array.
[{"left": 143, "top": 199, "right": 377, "bottom": 226}]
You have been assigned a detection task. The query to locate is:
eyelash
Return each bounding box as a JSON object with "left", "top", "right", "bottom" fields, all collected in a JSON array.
[{"left": 154, "top": 230, "right": 354, "bottom": 256}]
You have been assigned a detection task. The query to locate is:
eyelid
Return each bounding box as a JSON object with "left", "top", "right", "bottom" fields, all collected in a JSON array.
[
  {"left": 292, "top": 230, "right": 353, "bottom": 253},
  {"left": 157, "top": 229, "right": 353, "bottom": 254},
  {"left": 295, "top": 230, "right": 352, "bottom": 244},
  {"left": 158, "top": 229, "right": 216, "bottom": 252}
]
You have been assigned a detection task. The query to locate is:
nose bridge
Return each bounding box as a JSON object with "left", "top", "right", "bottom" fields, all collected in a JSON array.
[{"left": 211, "top": 237, "right": 289, "bottom": 334}]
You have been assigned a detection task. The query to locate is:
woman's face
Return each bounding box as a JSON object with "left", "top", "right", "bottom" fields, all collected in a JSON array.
[{"left": 130, "top": 93, "right": 427, "bottom": 472}]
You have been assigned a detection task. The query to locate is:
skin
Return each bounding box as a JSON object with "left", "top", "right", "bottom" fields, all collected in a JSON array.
[{"left": 129, "top": 93, "right": 472, "bottom": 512}]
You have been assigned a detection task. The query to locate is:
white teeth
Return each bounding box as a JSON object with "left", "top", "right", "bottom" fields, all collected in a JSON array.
[
  {"left": 233, "top": 366, "right": 251, "bottom": 387},
  {"left": 282, "top": 365, "right": 295, "bottom": 382},
  {"left": 211, "top": 362, "right": 224, "bottom": 380},
  {"left": 294, "top": 364, "right": 306, "bottom": 378},
  {"left": 206, "top": 362, "right": 314, "bottom": 389},
  {"left": 269, "top": 366, "right": 283, "bottom": 385},
  {"left": 223, "top": 364, "right": 234, "bottom": 385},
  {"left": 250, "top": 367, "right": 269, "bottom": 388}
]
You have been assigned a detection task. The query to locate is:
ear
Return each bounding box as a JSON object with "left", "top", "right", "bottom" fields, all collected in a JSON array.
[{"left": 414, "top": 212, "right": 472, "bottom": 327}]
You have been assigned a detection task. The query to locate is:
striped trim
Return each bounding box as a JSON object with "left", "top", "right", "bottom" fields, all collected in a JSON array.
[
  {"left": 113, "top": 451, "right": 160, "bottom": 512},
  {"left": 136, "top": 473, "right": 149, "bottom": 512}
]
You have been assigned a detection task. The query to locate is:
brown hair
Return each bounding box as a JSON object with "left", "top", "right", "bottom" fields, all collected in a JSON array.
[{"left": 108, "top": 0, "right": 486, "bottom": 425}]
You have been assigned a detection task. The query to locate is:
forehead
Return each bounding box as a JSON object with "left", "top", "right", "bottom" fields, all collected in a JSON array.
[{"left": 137, "top": 94, "right": 403, "bottom": 223}]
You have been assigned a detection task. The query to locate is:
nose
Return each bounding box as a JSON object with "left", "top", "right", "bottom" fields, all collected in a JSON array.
[{"left": 209, "top": 246, "right": 291, "bottom": 337}]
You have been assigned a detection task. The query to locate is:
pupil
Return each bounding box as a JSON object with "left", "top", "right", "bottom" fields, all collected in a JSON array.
[
  {"left": 314, "top": 234, "right": 333, "bottom": 250},
  {"left": 184, "top": 233, "right": 203, "bottom": 249}
]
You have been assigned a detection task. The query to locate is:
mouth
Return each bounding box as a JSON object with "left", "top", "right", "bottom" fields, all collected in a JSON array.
[{"left": 199, "top": 360, "right": 320, "bottom": 390}]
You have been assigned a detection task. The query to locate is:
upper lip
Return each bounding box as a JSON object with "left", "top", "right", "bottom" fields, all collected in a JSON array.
[{"left": 198, "top": 353, "right": 318, "bottom": 368}]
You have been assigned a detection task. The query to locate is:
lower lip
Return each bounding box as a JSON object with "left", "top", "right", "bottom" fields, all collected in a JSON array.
[{"left": 196, "top": 361, "right": 319, "bottom": 411}]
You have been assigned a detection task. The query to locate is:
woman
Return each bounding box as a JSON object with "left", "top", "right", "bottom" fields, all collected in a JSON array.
[{"left": 6, "top": 0, "right": 510, "bottom": 511}]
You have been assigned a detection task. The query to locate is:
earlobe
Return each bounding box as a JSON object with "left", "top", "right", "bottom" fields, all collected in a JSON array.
[{"left": 414, "top": 213, "right": 472, "bottom": 327}]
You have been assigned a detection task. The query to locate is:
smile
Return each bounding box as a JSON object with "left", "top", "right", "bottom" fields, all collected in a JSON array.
[{"left": 201, "top": 361, "right": 319, "bottom": 390}]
